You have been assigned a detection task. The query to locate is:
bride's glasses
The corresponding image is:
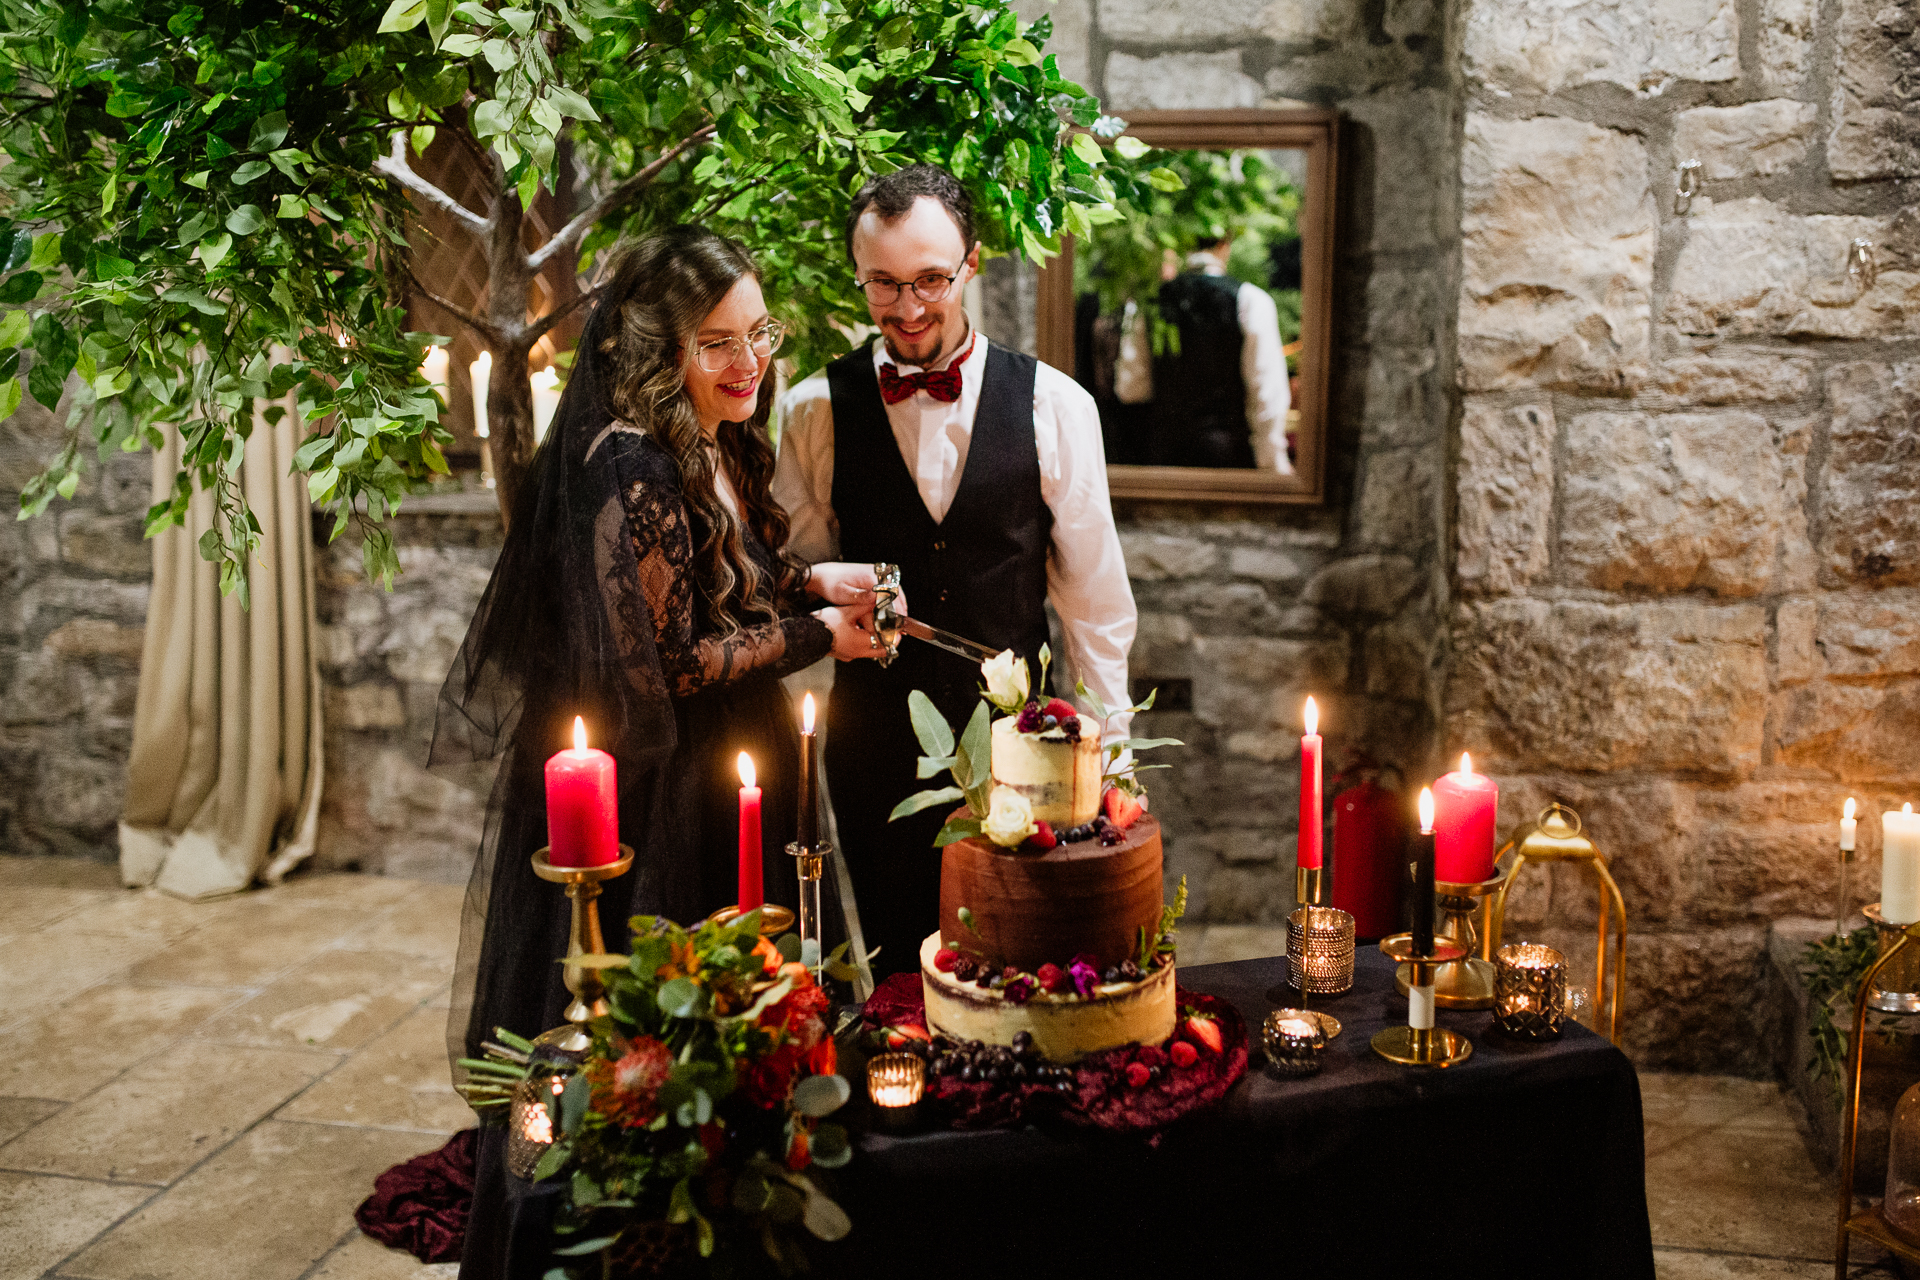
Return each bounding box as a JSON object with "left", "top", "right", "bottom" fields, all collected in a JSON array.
[{"left": 692, "top": 320, "right": 787, "bottom": 373}]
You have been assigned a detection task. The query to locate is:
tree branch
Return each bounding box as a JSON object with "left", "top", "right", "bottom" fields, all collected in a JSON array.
[
  {"left": 523, "top": 281, "right": 601, "bottom": 344},
  {"left": 407, "top": 272, "right": 501, "bottom": 343},
  {"left": 373, "top": 131, "right": 490, "bottom": 238},
  {"left": 526, "top": 124, "right": 716, "bottom": 273}
]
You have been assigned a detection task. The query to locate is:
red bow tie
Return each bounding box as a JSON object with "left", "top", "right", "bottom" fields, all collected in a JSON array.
[{"left": 878, "top": 338, "right": 974, "bottom": 405}]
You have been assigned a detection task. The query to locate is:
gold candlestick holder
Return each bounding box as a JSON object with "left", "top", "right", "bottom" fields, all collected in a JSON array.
[
  {"left": 1372, "top": 935, "right": 1473, "bottom": 1068},
  {"left": 1389, "top": 872, "right": 1505, "bottom": 1009},
  {"left": 1296, "top": 864, "right": 1327, "bottom": 908},
  {"left": 529, "top": 844, "right": 635, "bottom": 1055},
  {"left": 704, "top": 903, "right": 798, "bottom": 935}
]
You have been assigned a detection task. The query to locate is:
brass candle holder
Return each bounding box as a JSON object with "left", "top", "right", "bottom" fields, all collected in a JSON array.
[
  {"left": 529, "top": 844, "right": 635, "bottom": 1054},
  {"left": 1372, "top": 935, "right": 1473, "bottom": 1068},
  {"left": 1389, "top": 872, "right": 1504, "bottom": 1010},
  {"left": 1296, "top": 863, "right": 1328, "bottom": 908},
  {"left": 1864, "top": 904, "right": 1920, "bottom": 1014},
  {"left": 1489, "top": 804, "right": 1628, "bottom": 1043},
  {"left": 1287, "top": 905, "right": 1356, "bottom": 996},
  {"left": 704, "top": 903, "right": 798, "bottom": 935}
]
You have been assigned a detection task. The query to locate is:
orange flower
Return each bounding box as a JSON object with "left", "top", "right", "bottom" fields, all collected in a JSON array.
[
  {"left": 751, "top": 937, "right": 782, "bottom": 974},
  {"left": 807, "top": 1037, "right": 838, "bottom": 1077},
  {"left": 656, "top": 936, "right": 699, "bottom": 981},
  {"left": 585, "top": 1036, "right": 673, "bottom": 1128},
  {"left": 785, "top": 1124, "right": 811, "bottom": 1171}
]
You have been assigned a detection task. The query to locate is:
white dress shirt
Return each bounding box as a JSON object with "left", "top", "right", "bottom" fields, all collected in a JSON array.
[
  {"left": 774, "top": 330, "right": 1137, "bottom": 742},
  {"left": 1186, "top": 251, "right": 1294, "bottom": 475}
]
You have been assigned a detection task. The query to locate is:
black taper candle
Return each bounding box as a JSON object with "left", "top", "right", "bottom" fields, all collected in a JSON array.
[
  {"left": 797, "top": 694, "right": 819, "bottom": 848},
  {"left": 1409, "top": 828, "right": 1436, "bottom": 956}
]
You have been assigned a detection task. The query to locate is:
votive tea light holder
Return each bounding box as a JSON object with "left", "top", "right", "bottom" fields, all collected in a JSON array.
[
  {"left": 866, "top": 1053, "right": 925, "bottom": 1132},
  {"left": 506, "top": 1073, "right": 568, "bottom": 1180},
  {"left": 1865, "top": 904, "right": 1920, "bottom": 1014},
  {"left": 1493, "top": 942, "right": 1567, "bottom": 1041},
  {"left": 1264, "top": 1009, "right": 1329, "bottom": 1077},
  {"left": 1287, "top": 906, "right": 1356, "bottom": 995}
]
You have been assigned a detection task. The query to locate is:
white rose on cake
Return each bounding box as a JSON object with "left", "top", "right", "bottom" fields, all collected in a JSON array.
[
  {"left": 983, "top": 785, "right": 1037, "bottom": 847},
  {"left": 981, "top": 649, "right": 1029, "bottom": 714}
]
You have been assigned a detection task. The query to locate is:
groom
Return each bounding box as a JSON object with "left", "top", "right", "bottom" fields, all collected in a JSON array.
[{"left": 775, "top": 164, "right": 1137, "bottom": 978}]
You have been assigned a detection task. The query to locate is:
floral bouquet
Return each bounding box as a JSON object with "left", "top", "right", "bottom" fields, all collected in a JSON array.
[
  {"left": 460, "top": 911, "right": 854, "bottom": 1277},
  {"left": 888, "top": 643, "right": 1180, "bottom": 848}
]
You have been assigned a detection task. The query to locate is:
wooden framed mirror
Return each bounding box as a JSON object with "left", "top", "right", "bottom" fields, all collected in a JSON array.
[{"left": 1036, "top": 108, "right": 1338, "bottom": 505}]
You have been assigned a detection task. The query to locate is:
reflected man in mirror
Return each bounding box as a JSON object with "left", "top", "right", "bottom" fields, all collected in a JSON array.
[{"left": 1150, "top": 236, "right": 1293, "bottom": 474}]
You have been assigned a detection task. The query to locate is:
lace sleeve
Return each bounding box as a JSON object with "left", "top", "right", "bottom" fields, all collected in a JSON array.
[{"left": 622, "top": 473, "right": 831, "bottom": 697}]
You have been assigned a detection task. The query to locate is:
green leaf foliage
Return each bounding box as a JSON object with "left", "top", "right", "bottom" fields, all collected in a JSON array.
[{"left": 0, "top": 0, "right": 1159, "bottom": 601}]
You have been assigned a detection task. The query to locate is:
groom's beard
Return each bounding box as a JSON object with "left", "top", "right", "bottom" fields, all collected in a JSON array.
[{"left": 880, "top": 313, "right": 968, "bottom": 369}]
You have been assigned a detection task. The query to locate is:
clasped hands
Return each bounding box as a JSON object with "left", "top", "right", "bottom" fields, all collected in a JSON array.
[{"left": 806, "top": 562, "right": 907, "bottom": 662}]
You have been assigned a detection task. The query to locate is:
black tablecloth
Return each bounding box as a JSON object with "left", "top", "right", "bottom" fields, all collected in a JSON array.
[{"left": 469, "top": 949, "right": 1655, "bottom": 1280}]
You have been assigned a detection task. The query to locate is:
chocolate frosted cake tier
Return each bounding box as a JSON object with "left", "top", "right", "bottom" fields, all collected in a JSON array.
[{"left": 938, "top": 815, "right": 1163, "bottom": 972}]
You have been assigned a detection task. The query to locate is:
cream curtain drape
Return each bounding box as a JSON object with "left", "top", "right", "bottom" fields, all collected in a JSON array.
[{"left": 118, "top": 393, "right": 324, "bottom": 899}]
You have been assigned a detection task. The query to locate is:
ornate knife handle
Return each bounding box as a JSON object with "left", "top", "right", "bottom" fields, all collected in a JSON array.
[{"left": 872, "top": 562, "right": 903, "bottom": 668}]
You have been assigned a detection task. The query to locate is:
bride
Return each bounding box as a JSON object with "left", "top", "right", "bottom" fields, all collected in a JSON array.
[{"left": 431, "top": 226, "right": 883, "bottom": 1271}]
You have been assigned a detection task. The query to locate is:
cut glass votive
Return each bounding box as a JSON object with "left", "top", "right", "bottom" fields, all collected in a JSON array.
[
  {"left": 1287, "top": 906, "right": 1357, "bottom": 995},
  {"left": 1264, "top": 1009, "right": 1328, "bottom": 1077},
  {"left": 866, "top": 1053, "right": 925, "bottom": 1130},
  {"left": 1494, "top": 942, "right": 1567, "bottom": 1041},
  {"left": 506, "top": 1073, "right": 567, "bottom": 1180}
]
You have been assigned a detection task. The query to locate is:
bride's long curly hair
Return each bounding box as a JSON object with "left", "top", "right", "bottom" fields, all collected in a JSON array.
[{"left": 595, "top": 226, "right": 804, "bottom": 635}]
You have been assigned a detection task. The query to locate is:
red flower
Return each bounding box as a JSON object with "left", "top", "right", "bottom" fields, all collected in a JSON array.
[
  {"left": 585, "top": 1036, "right": 672, "bottom": 1127},
  {"left": 785, "top": 1125, "right": 811, "bottom": 1171}
]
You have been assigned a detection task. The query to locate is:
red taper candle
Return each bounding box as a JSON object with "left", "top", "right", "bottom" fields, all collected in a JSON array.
[
  {"left": 737, "top": 751, "right": 763, "bottom": 912},
  {"left": 1298, "top": 696, "right": 1323, "bottom": 869},
  {"left": 545, "top": 716, "right": 617, "bottom": 867}
]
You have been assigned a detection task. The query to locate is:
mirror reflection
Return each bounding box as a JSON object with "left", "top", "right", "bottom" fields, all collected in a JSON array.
[{"left": 1071, "top": 148, "right": 1306, "bottom": 474}]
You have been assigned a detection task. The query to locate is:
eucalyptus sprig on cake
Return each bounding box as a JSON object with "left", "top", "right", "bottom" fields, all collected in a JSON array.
[{"left": 889, "top": 645, "right": 1181, "bottom": 850}]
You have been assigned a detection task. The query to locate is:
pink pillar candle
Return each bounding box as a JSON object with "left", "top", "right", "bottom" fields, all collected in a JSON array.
[
  {"left": 545, "top": 716, "right": 618, "bottom": 867},
  {"left": 1298, "top": 697, "right": 1323, "bottom": 870},
  {"left": 1432, "top": 752, "right": 1498, "bottom": 883},
  {"left": 737, "top": 751, "right": 763, "bottom": 912}
]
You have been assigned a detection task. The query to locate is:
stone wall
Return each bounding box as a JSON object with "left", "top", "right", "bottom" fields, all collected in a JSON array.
[
  {"left": 1009, "top": 0, "right": 1463, "bottom": 927},
  {"left": 1450, "top": 0, "right": 1920, "bottom": 1071}
]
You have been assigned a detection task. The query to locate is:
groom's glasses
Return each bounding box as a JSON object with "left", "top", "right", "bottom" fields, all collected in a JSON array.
[
  {"left": 691, "top": 321, "right": 787, "bottom": 373},
  {"left": 855, "top": 268, "right": 963, "bottom": 305}
]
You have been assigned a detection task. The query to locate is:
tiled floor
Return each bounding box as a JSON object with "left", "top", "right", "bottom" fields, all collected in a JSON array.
[{"left": 0, "top": 859, "right": 1891, "bottom": 1279}]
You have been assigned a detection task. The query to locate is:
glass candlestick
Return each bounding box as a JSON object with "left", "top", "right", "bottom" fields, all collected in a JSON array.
[{"left": 788, "top": 841, "right": 829, "bottom": 971}]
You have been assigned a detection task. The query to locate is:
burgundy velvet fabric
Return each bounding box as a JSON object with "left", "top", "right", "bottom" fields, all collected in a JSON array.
[
  {"left": 862, "top": 974, "right": 1247, "bottom": 1134},
  {"left": 355, "top": 1128, "right": 478, "bottom": 1264}
]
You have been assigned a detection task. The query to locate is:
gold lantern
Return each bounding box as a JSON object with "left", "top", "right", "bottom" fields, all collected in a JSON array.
[{"left": 1488, "top": 804, "right": 1627, "bottom": 1044}]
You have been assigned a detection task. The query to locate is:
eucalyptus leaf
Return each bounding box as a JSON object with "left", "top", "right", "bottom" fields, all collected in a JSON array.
[
  {"left": 790, "top": 1072, "right": 850, "bottom": 1117},
  {"left": 905, "top": 689, "right": 954, "bottom": 759},
  {"left": 935, "top": 815, "right": 984, "bottom": 846},
  {"left": 888, "top": 785, "right": 964, "bottom": 822}
]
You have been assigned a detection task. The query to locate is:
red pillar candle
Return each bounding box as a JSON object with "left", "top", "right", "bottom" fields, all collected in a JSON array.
[
  {"left": 1432, "top": 751, "right": 1498, "bottom": 883},
  {"left": 1332, "top": 776, "right": 1408, "bottom": 939},
  {"left": 737, "top": 751, "right": 763, "bottom": 912},
  {"left": 545, "top": 716, "right": 617, "bottom": 867},
  {"left": 1298, "top": 697, "right": 1323, "bottom": 869}
]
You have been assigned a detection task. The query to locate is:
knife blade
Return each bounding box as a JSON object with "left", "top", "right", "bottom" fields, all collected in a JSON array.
[{"left": 896, "top": 615, "right": 1002, "bottom": 665}]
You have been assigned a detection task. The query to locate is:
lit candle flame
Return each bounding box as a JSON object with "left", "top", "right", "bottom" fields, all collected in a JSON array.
[
  {"left": 1459, "top": 751, "right": 1473, "bottom": 775},
  {"left": 1907, "top": 802, "right": 1915, "bottom": 815},
  {"left": 1303, "top": 696, "right": 1318, "bottom": 737},
  {"left": 572, "top": 716, "right": 587, "bottom": 752},
  {"left": 1845, "top": 797, "right": 1857, "bottom": 821},
  {"left": 1418, "top": 787, "right": 1435, "bottom": 834},
  {"left": 738, "top": 751, "right": 756, "bottom": 790},
  {"left": 802, "top": 691, "right": 816, "bottom": 734}
]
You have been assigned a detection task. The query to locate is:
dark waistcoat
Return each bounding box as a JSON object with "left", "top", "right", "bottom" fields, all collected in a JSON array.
[
  {"left": 1151, "top": 271, "right": 1254, "bottom": 468},
  {"left": 826, "top": 339, "right": 1051, "bottom": 727}
]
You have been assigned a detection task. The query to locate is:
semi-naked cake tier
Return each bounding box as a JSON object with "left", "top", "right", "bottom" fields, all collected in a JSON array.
[
  {"left": 938, "top": 814, "right": 1163, "bottom": 973},
  {"left": 990, "top": 716, "right": 1102, "bottom": 827},
  {"left": 920, "top": 933, "right": 1176, "bottom": 1062}
]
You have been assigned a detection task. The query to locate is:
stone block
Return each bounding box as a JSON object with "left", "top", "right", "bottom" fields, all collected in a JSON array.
[
  {"left": 1191, "top": 634, "right": 1349, "bottom": 730},
  {"left": 15, "top": 577, "right": 151, "bottom": 633},
  {"left": 377, "top": 598, "right": 479, "bottom": 685},
  {"left": 1099, "top": 0, "right": 1302, "bottom": 43},
  {"left": 1343, "top": 89, "right": 1459, "bottom": 257},
  {"left": 1363, "top": 616, "right": 1433, "bottom": 697},
  {"left": 324, "top": 683, "right": 407, "bottom": 731},
  {"left": 1460, "top": 114, "right": 1655, "bottom": 394},
  {"left": 1672, "top": 100, "right": 1816, "bottom": 180},
  {"left": 1775, "top": 599, "right": 1818, "bottom": 685},
  {"left": 1462, "top": 0, "right": 1739, "bottom": 96},
  {"left": 1144, "top": 580, "right": 1289, "bottom": 634},
  {"left": 1449, "top": 598, "right": 1768, "bottom": 776},
  {"left": 1353, "top": 447, "right": 1435, "bottom": 550},
  {"left": 1457, "top": 400, "right": 1553, "bottom": 595},
  {"left": 43, "top": 619, "right": 145, "bottom": 662},
  {"left": 1103, "top": 51, "right": 1261, "bottom": 112},
  {"left": 1119, "top": 531, "right": 1219, "bottom": 579},
  {"left": 1180, "top": 828, "right": 1283, "bottom": 867},
  {"left": 1823, "top": 360, "right": 1920, "bottom": 586},
  {"left": 1619, "top": 925, "right": 1770, "bottom": 1073},
  {"left": 1817, "top": 589, "right": 1920, "bottom": 677},
  {"left": 1492, "top": 773, "right": 1695, "bottom": 926},
  {"left": 1227, "top": 546, "right": 1309, "bottom": 582},
  {"left": 55, "top": 512, "right": 148, "bottom": 578},
  {"left": 1301, "top": 554, "right": 1420, "bottom": 617},
  {"left": 1760, "top": 0, "right": 1816, "bottom": 91},
  {"left": 1560, "top": 410, "right": 1794, "bottom": 597},
  {"left": 1774, "top": 680, "right": 1920, "bottom": 780},
  {"left": 1652, "top": 351, "right": 1814, "bottom": 405},
  {"left": 1199, "top": 865, "right": 1296, "bottom": 923},
  {"left": 37, "top": 750, "right": 126, "bottom": 829},
  {"left": 1830, "top": 0, "right": 1920, "bottom": 181},
  {"left": 1665, "top": 198, "right": 1920, "bottom": 340}
]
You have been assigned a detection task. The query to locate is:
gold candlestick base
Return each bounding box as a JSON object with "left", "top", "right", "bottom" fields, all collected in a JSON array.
[
  {"left": 1373, "top": 935, "right": 1474, "bottom": 1068},
  {"left": 529, "top": 845, "right": 634, "bottom": 1055},
  {"left": 1296, "top": 864, "right": 1327, "bottom": 908},
  {"left": 1390, "top": 872, "right": 1506, "bottom": 1009},
  {"left": 705, "top": 903, "right": 798, "bottom": 935}
]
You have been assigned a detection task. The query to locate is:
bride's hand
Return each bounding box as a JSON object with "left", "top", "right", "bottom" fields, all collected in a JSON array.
[
  {"left": 807, "top": 562, "right": 880, "bottom": 607},
  {"left": 820, "top": 602, "right": 883, "bottom": 662}
]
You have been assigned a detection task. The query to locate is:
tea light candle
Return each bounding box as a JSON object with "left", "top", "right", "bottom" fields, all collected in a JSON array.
[
  {"left": 1494, "top": 942, "right": 1567, "bottom": 1041},
  {"left": 1263, "top": 1009, "right": 1327, "bottom": 1077},
  {"left": 866, "top": 1053, "right": 925, "bottom": 1128}
]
